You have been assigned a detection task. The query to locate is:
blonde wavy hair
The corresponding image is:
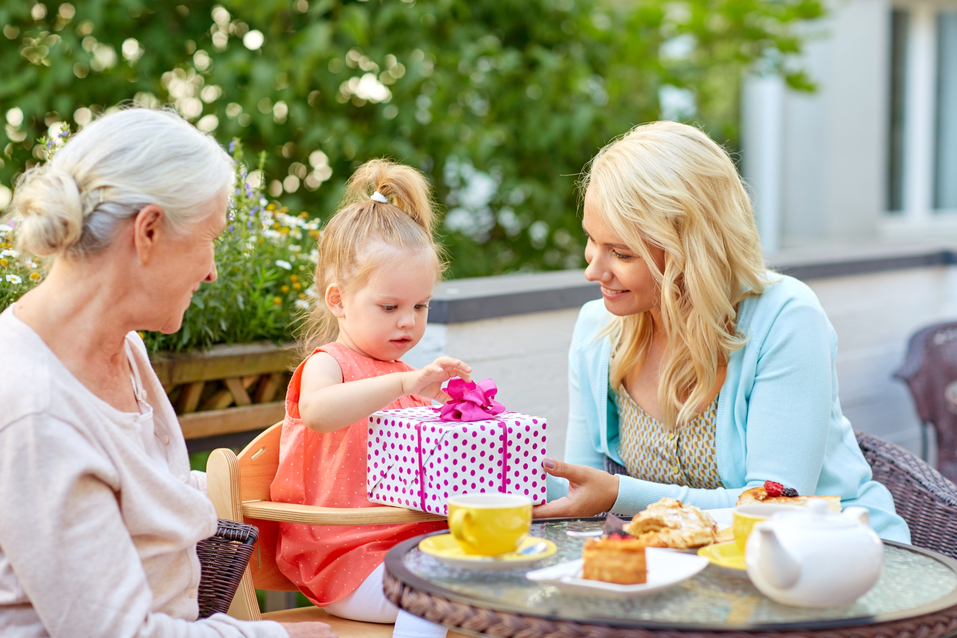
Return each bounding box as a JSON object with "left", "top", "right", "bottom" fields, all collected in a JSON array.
[
  {"left": 300, "top": 159, "right": 445, "bottom": 355},
  {"left": 582, "top": 121, "right": 769, "bottom": 429}
]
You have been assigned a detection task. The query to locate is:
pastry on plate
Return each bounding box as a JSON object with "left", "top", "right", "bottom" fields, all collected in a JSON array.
[
  {"left": 582, "top": 534, "right": 647, "bottom": 584},
  {"left": 623, "top": 498, "right": 718, "bottom": 549},
  {"left": 737, "top": 481, "right": 841, "bottom": 512}
]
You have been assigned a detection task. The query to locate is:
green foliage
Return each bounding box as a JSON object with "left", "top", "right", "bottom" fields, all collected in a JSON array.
[
  {"left": 0, "top": 137, "right": 319, "bottom": 353},
  {"left": 141, "top": 140, "right": 318, "bottom": 353},
  {"left": 0, "top": 0, "right": 823, "bottom": 281}
]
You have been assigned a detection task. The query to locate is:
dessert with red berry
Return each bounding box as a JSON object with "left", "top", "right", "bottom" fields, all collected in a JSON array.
[{"left": 737, "top": 480, "right": 841, "bottom": 511}]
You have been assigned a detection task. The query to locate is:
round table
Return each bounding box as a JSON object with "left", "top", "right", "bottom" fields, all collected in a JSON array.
[{"left": 384, "top": 518, "right": 957, "bottom": 638}]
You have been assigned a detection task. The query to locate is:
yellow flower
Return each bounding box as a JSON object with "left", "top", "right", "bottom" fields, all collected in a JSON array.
[
  {"left": 0, "top": 258, "right": 7, "bottom": 268},
  {"left": 29, "top": 272, "right": 41, "bottom": 281},
  {"left": 280, "top": 206, "right": 289, "bottom": 213},
  {"left": 298, "top": 293, "right": 306, "bottom": 299},
  {"left": 309, "top": 229, "right": 320, "bottom": 239},
  {"left": 273, "top": 297, "right": 282, "bottom": 305},
  {"left": 272, "top": 222, "right": 280, "bottom": 230},
  {"left": 266, "top": 203, "right": 276, "bottom": 211},
  {"left": 290, "top": 274, "right": 298, "bottom": 282},
  {"left": 258, "top": 237, "right": 264, "bottom": 244},
  {"left": 137, "top": 331, "right": 145, "bottom": 338},
  {"left": 279, "top": 227, "right": 290, "bottom": 234},
  {"left": 300, "top": 211, "right": 309, "bottom": 219},
  {"left": 281, "top": 285, "right": 290, "bottom": 293},
  {"left": 293, "top": 282, "right": 302, "bottom": 290}
]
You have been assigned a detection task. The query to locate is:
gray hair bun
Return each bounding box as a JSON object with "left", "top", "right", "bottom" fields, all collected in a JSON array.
[{"left": 12, "top": 165, "right": 85, "bottom": 257}]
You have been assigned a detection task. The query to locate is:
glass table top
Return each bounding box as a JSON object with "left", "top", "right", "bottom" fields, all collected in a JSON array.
[{"left": 387, "top": 519, "right": 957, "bottom": 630}]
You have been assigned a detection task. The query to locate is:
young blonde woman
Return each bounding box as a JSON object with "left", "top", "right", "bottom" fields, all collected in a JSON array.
[{"left": 536, "top": 121, "right": 910, "bottom": 542}]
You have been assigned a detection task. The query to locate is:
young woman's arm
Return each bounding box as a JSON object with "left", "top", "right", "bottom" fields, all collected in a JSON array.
[{"left": 298, "top": 352, "right": 471, "bottom": 433}]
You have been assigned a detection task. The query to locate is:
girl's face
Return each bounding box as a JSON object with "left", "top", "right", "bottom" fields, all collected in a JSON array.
[
  {"left": 582, "top": 185, "right": 664, "bottom": 318},
  {"left": 331, "top": 248, "right": 437, "bottom": 362}
]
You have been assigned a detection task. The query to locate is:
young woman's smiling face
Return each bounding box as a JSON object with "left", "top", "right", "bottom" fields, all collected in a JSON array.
[
  {"left": 331, "top": 247, "right": 437, "bottom": 361},
  {"left": 582, "top": 185, "right": 664, "bottom": 318}
]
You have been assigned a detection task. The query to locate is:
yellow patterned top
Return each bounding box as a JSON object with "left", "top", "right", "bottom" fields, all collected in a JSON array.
[{"left": 614, "top": 384, "right": 723, "bottom": 489}]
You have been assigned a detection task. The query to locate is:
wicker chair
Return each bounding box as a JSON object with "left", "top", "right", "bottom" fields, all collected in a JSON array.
[
  {"left": 197, "top": 519, "right": 260, "bottom": 619},
  {"left": 856, "top": 429, "right": 957, "bottom": 559},
  {"left": 893, "top": 320, "right": 957, "bottom": 479}
]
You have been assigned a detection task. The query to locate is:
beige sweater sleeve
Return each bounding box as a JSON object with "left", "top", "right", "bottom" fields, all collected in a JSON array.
[{"left": 0, "top": 414, "right": 287, "bottom": 638}]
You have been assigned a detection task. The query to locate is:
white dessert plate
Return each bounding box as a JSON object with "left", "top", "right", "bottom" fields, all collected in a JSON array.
[{"left": 525, "top": 547, "right": 708, "bottom": 599}]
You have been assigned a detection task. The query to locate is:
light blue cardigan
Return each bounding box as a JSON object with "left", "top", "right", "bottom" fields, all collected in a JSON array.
[{"left": 553, "top": 274, "right": 910, "bottom": 542}]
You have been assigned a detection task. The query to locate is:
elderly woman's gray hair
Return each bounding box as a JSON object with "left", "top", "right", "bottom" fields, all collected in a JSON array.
[{"left": 9, "top": 108, "right": 233, "bottom": 258}]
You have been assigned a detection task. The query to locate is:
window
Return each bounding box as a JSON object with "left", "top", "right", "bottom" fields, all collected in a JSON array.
[
  {"left": 936, "top": 12, "right": 957, "bottom": 210},
  {"left": 887, "top": 6, "right": 957, "bottom": 219}
]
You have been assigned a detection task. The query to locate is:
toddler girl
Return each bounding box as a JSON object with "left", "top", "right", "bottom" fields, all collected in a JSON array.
[{"left": 271, "top": 159, "right": 469, "bottom": 638}]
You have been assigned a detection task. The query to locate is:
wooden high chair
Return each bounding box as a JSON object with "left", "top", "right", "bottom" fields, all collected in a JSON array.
[{"left": 206, "top": 422, "right": 464, "bottom": 636}]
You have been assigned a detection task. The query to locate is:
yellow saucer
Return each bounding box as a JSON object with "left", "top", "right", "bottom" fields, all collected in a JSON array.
[
  {"left": 697, "top": 540, "right": 747, "bottom": 571},
  {"left": 419, "top": 534, "right": 557, "bottom": 570}
]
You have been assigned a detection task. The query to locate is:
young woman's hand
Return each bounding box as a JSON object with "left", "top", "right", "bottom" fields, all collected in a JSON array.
[
  {"left": 403, "top": 356, "right": 472, "bottom": 400},
  {"left": 533, "top": 458, "right": 619, "bottom": 518}
]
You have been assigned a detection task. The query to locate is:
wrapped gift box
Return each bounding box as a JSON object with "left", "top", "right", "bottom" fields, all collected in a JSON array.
[{"left": 366, "top": 405, "right": 547, "bottom": 515}]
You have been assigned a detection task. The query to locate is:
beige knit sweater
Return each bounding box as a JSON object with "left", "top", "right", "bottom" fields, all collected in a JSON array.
[{"left": 0, "top": 307, "right": 286, "bottom": 638}]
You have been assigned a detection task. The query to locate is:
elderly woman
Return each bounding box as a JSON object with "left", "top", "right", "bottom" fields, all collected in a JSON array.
[
  {"left": 537, "top": 121, "right": 909, "bottom": 542},
  {"left": 0, "top": 109, "right": 334, "bottom": 637}
]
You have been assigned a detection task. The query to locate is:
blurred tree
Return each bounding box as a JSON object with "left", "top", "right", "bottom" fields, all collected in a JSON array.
[{"left": 0, "top": 0, "right": 822, "bottom": 277}]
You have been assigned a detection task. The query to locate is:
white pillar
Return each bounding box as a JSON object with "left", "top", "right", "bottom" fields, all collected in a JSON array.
[{"left": 742, "top": 74, "right": 785, "bottom": 254}]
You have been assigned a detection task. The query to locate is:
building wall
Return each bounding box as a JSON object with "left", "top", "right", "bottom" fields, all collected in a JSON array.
[
  {"left": 408, "top": 265, "right": 957, "bottom": 464},
  {"left": 743, "top": 0, "right": 892, "bottom": 249}
]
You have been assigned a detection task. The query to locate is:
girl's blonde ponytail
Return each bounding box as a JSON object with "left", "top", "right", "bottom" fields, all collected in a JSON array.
[{"left": 342, "top": 159, "right": 436, "bottom": 235}]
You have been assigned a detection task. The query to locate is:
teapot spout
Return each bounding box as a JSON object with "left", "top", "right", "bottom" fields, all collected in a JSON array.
[{"left": 758, "top": 526, "right": 801, "bottom": 590}]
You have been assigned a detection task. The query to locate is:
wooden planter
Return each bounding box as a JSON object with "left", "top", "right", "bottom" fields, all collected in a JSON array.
[{"left": 151, "top": 341, "right": 299, "bottom": 449}]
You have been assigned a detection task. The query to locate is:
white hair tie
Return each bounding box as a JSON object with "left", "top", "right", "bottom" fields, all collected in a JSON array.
[{"left": 371, "top": 191, "right": 388, "bottom": 203}]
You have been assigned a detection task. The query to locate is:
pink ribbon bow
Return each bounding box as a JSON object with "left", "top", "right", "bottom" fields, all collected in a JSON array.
[{"left": 434, "top": 378, "right": 506, "bottom": 422}]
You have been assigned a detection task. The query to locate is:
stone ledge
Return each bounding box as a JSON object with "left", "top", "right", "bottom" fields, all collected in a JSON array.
[{"left": 429, "top": 242, "right": 957, "bottom": 324}]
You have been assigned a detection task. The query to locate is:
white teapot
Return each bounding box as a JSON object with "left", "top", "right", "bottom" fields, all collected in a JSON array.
[{"left": 744, "top": 500, "right": 884, "bottom": 608}]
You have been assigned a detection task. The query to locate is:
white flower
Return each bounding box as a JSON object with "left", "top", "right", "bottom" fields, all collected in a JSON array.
[
  {"left": 275, "top": 259, "right": 292, "bottom": 270},
  {"left": 262, "top": 229, "right": 281, "bottom": 239},
  {"left": 294, "top": 299, "right": 310, "bottom": 310},
  {"left": 27, "top": 261, "right": 37, "bottom": 269},
  {"left": 305, "top": 285, "right": 319, "bottom": 298},
  {"left": 289, "top": 245, "right": 302, "bottom": 252},
  {"left": 5, "top": 274, "right": 22, "bottom": 284},
  {"left": 1, "top": 249, "right": 19, "bottom": 258}
]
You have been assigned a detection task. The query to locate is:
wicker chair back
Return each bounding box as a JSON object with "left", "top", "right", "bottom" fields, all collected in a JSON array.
[
  {"left": 856, "top": 430, "right": 957, "bottom": 559},
  {"left": 894, "top": 320, "right": 957, "bottom": 482}
]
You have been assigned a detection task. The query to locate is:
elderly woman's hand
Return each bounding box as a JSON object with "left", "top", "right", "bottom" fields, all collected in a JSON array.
[
  {"left": 279, "top": 621, "right": 338, "bottom": 637},
  {"left": 533, "top": 459, "right": 620, "bottom": 518}
]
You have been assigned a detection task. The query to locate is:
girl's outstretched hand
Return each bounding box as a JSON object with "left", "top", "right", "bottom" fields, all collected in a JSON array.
[
  {"left": 533, "top": 458, "right": 619, "bottom": 518},
  {"left": 403, "top": 356, "right": 472, "bottom": 400}
]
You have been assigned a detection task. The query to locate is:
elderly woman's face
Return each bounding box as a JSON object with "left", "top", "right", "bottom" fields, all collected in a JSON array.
[
  {"left": 146, "top": 193, "right": 227, "bottom": 334},
  {"left": 582, "top": 186, "right": 663, "bottom": 318}
]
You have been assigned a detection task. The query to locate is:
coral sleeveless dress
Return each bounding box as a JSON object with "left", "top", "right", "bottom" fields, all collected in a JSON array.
[{"left": 270, "top": 342, "right": 447, "bottom": 604}]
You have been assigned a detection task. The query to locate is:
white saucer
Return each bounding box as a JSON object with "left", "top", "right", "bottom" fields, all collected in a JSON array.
[{"left": 526, "top": 547, "right": 708, "bottom": 598}]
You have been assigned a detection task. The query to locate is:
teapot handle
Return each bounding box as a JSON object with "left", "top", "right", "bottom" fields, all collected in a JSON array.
[{"left": 843, "top": 506, "right": 870, "bottom": 526}]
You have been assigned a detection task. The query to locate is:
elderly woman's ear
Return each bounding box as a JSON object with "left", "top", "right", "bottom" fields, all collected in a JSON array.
[{"left": 132, "top": 204, "right": 166, "bottom": 264}]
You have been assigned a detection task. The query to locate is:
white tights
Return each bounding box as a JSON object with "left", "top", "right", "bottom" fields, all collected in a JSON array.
[{"left": 324, "top": 563, "right": 448, "bottom": 638}]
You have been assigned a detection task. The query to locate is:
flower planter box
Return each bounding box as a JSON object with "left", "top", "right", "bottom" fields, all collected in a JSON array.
[{"left": 150, "top": 341, "right": 298, "bottom": 452}]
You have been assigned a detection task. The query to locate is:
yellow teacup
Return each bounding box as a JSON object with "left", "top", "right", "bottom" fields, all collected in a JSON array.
[
  {"left": 447, "top": 493, "right": 532, "bottom": 556},
  {"left": 733, "top": 504, "right": 804, "bottom": 553}
]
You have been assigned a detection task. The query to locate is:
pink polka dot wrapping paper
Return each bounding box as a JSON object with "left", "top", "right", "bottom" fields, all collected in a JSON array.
[{"left": 366, "top": 406, "right": 548, "bottom": 515}]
